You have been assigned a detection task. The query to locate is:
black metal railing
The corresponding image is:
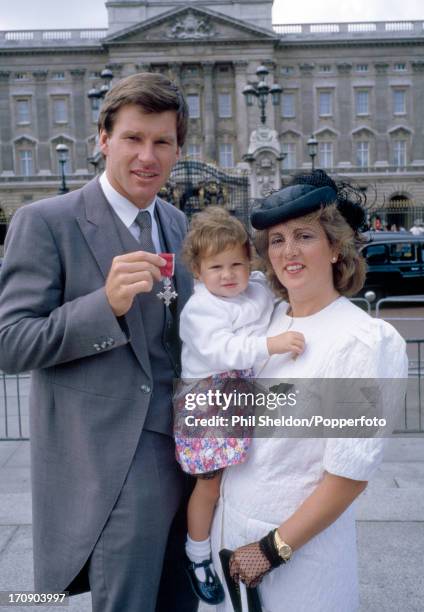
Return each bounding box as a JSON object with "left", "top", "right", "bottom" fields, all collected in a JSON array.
[
  {"left": 396, "top": 339, "right": 423, "bottom": 434},
  {"left": 1, "top": 346, "right": 422, "bottom": 440},
  {"left": 1, "top": 371, "right": 30, "bottom": 440}
]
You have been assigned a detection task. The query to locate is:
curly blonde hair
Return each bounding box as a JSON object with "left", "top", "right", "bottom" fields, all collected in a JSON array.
[
  {"left": 182, "top": 206, "right": 250, "bottom": 274},
  {"left": 253, "top": 204, "right": 366, "bottom": 300}
]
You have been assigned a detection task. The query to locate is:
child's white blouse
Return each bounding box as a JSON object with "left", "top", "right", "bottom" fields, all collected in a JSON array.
[{"left": 180, "top": 271, "right": 275, "bottom": 379}]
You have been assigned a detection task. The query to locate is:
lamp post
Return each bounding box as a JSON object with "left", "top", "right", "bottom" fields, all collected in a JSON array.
[
  {"left": 56, "top": 143, "right": 69, "bottom": 194},
  {"left": 307, "top": 135, "right": 318, "bottom": 171},
  {"left": 87, "top": 68, "right": 114, "bottom": 112},
  {"left": 242, "top": 64, "right": 282, "bottom": 125},
  {"left": 87, "top": 68, "right": 114, "bottom": 173}
]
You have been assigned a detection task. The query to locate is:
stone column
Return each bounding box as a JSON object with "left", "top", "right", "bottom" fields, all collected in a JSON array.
[
  {"left": 411, "top": 61, "right": 424, "bottom": 163},
  {"left": 202, "top": 62, "right": 216, "bottom": 161},
  {"left": 0, "top": 71, "right": 14, "bottom": 175},
  {"left": 169, "top": 63, "right": 182, "bottom": 87},
  {"left": 336, "top": 63, "right": 353, "bottom": 163},
  {"left": 234, "top": 61, "right": 249, "bottom": 159},
  {"left": 374, "top": 62, "right": 390, "bottom": 164},
  {"left": 299, "top": 63, "right": 315, "bottom": 165},
  {"left": 32, "top": 70, "right": 50, "bottom": 174},
  {"left": 70, "top": 69, "right": 88, "bottom": 172}
]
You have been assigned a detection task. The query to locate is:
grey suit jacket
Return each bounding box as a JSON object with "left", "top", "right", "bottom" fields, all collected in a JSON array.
[{"left": 0, "top": 178, "right": 193, "bottom": 591}]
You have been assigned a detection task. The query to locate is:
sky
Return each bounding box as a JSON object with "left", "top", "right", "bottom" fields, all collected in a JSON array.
[{"left": 0, "top": 0, "right": 422, "bottom": 30}]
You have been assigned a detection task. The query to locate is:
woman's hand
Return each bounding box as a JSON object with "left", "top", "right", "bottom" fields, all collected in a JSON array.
[{"left": 229, "top": 541, "right": 273, "bottom": 588}]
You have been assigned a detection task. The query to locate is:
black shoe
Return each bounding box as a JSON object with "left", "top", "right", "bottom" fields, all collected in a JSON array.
[{"left": 185, "top": 556, "right": 225, "bottom": 605}]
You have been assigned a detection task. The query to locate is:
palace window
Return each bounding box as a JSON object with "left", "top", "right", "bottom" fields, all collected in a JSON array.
[
  {"left": 355, "top": 90, "right": 369, "bottom": 115},
  {"left": 218, "top": 93, "right": 232, "bottom": 118},
  {"left": 16, "top": 99, "right": 31, "bottom": 124},
  {"left": 393, "top": 90, "right": 406, "bottom": 115},
  {"left": 219, "top": 143, "right": 234, "bottom": 168},
  {"left": 187, "top": 94, "right": 200, "bottom": 119},
  {"left": 393, "top": 140, "right": 407, "bottom": 167},
  {"left": 281, "top": 143, "right": 296, "bottom": 170},
  {"left": 53, "top": 98, "right": 68, "bottom": 123},
  {"left": 356, "top": 141, "right": 369, "bottom": 167},
  {"left": 318, "top": 91, "right": 332, "bottom": 116},
  {"left": 187, "top": 144, "right": 201, "bottom": 159},
  {"left": 318, "top": 142, "right": 333, "bottom": 168},
  {"left": 19, "top": 150, "right": 33, "bottom": 176},
  {"left": 281, "top": 93, "right": 295, "bottom": 118}
]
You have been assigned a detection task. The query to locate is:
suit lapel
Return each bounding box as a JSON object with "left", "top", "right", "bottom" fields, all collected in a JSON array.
[{"left": 76, "top": 178, "right": 151, "bottom": 379}]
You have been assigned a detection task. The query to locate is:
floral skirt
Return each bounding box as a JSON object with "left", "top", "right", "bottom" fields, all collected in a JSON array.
[{"left": 173, "top": 369, "right": 254, "bottom": 475}]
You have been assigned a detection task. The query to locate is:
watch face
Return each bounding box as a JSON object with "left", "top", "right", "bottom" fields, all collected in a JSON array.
[{"left": 279, "top": 543, "right": 292, "bottom": 560}]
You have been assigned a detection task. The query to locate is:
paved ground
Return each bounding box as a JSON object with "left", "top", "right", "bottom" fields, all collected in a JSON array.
[{"left": 0, "top": 436, "right": 423, "bottom": 611}]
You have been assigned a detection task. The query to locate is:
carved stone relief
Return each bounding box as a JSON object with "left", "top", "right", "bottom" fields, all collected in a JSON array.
[
  {"left": 255, "top": 152, "right": 277, "bottom": 196},
  {"left": 166, "top": 11, "right": 215, "bottom": 39}
]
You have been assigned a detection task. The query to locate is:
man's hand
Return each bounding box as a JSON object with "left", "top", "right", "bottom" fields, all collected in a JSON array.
[
  {"left": 267, "top": 331, "right": 305, "bottom": 358},
  {"left": 105, "top": 251, "right": 166, "bottom": 317}
]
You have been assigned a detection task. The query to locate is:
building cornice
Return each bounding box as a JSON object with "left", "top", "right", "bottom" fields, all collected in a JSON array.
[
  {"left": 276, "top": 38, "right": 424, "bottom": 51},
  {"left": 0, "top": 48, "right": 107, "bottom": 57}
]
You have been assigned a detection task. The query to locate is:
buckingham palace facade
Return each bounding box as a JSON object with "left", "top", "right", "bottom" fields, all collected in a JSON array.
[{"left": 1, "top": 0, "right": 424, "bottom": 238}]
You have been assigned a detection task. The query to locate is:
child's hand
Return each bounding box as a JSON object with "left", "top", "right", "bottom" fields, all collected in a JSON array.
[{"left": 267, "top": 331, "right": 305, "bottom": 358}]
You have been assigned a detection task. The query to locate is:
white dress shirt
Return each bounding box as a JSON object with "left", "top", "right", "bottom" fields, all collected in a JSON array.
[{"left": 99, "top": 172, "right": 161, "bottom": 252}]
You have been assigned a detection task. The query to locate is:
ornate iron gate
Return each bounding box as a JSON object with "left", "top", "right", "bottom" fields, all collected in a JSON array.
[
  {"left": 158, "top": 159, "right": 250, "bottom": 226},
  {"left": 369, "top": 200, "right": 424, "bottom": 232}
]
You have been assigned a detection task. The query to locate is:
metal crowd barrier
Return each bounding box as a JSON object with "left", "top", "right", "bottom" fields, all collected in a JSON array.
[
  {"left": 397, "top": 339, "right": 423, "bottom": 433},
  {"left": 1, "top": 296, "right": 423, "bottom": 439},
  {"left": 375, "top": 295, "right": 424, "bottom": 318}
]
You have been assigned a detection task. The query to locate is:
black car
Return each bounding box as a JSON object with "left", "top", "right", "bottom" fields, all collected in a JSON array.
[{"left": 359, "top": 231, "right": 424, "bottom": 300}]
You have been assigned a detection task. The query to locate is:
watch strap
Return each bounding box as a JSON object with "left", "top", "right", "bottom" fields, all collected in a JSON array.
[{"left": 258, "top": 530, "right": 284, "bottom": 568}]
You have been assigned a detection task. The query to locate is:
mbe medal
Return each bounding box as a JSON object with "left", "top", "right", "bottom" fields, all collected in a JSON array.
[{"left": 157, "top": 253, "right": 178, "bottom": 306}]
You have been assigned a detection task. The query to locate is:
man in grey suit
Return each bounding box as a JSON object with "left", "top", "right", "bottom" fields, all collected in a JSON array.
[{"left": 0, "top": 73, "right": 197, "bottom": 612}]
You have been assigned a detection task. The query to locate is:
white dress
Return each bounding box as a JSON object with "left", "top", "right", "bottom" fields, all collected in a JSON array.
[{"left": 211, "top": 297, "right": 408, "bottom": 612}]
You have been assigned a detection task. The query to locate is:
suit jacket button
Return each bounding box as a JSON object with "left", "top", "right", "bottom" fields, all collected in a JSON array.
[{"left": 140, "top": 384, "right": 151, "bottom": 394}]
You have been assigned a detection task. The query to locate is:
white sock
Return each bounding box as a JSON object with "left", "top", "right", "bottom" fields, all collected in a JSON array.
[{"left": 186, "top": 535, "right": 215, "bottom": 581}]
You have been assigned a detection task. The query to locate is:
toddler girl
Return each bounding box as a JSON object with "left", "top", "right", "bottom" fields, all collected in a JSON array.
[{"left": 175, "top": 206, "right": 305, "bottom": 605}]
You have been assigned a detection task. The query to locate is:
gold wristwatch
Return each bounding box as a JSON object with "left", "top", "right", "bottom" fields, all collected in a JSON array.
[{"left": 273, "top": 529, "right": 293, "bottom": 562}]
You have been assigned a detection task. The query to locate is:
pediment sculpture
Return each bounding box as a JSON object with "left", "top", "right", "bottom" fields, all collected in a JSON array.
[{"left": 167, "top": 11, "right": 215, "bottom": 39}]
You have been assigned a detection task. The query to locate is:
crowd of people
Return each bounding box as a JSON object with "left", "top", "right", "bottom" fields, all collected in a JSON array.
[
  {"left": 0, "top": 73, "right": 408, "bottom": 612},
  {"left": 372, "top": 215, "right": 424, "bottom": 234}
]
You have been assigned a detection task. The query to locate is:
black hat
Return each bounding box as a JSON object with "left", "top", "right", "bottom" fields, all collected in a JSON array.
[
  {"left": 251, "top": 170, "right": 367, "bottom": 232},
  {"left": 251, "top": 183, "right": 337, "bottom": 230}
]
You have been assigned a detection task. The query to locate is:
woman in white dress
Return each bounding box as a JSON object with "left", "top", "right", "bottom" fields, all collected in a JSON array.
[{"left": 211, "top": 170, "right": 408, "bottom": 612}]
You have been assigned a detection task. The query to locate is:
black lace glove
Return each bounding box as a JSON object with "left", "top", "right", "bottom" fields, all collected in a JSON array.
[{"left": 229, "top": 530, "right": 284, "bottom": 588}]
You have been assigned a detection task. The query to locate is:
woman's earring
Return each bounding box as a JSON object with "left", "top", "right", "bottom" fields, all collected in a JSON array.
[{"left": 331, "top": 256, "right": 337, "bottom": 263}]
